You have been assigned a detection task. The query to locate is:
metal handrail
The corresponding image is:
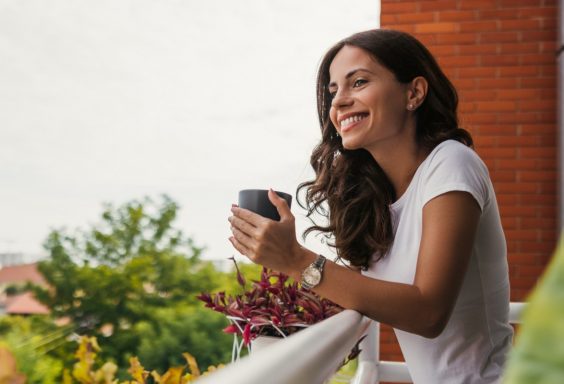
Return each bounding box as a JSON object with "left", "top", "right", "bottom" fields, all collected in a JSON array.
[
  {"left": 195, "top": 309, "right": 372, "bottom": 384},
  {"left": 352, "top": 302, "right": 527, "bottom": 384},
  {"left": 194, "top": 302, "right": 526, "bottom": 384}
]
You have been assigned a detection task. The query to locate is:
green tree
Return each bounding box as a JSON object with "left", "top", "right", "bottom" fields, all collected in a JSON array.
[{"left": 30, "top": 195, "right": 232, "bottom": 377}]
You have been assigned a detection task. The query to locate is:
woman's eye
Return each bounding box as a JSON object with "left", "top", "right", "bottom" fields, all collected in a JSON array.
[{"left": 353, "top": 79, "right": 367, "bottom": 87}]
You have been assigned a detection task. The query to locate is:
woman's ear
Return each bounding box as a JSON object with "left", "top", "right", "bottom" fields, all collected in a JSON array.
[{"left": 406, "top": 76, "right": 428, "bottom": 111}]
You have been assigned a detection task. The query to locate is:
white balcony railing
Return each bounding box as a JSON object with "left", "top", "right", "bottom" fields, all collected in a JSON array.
[{"left": 195, "top": 302, "right": 525, "bottom": 384}]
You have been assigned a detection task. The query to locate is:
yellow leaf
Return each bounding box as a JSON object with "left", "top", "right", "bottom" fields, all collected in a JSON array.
[
  {"left": 95, "top": 362, "right": 118, "bottom": 384},
  {"left": 62, "top": 369, "right": 73, "bottom": 384},
  {"left": 127, "top": 357, "right": 148, "bottom": 383},
  {"left": 158, "top": 367, "right": 184, "bottom": 384},
  {"left": 182, "top": 353, "right": 200, "bottom": 377}
]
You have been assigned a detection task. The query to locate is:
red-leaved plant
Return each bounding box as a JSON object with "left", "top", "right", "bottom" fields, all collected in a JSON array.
[{"left": 197, "top": 258, "right": 344, "bottom": 346}]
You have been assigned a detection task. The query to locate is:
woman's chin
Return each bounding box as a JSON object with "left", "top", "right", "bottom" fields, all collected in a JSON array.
[{"left": 341, "top": 139, "right": 361, "bottom": 151}]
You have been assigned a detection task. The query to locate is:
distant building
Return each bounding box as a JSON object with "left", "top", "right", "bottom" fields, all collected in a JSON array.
[
  {"left": 0, "top": 263, "right": 49, "bottom": 316},
  {"left": 0, "top": 253, "right": 24, "bottom": 268}
]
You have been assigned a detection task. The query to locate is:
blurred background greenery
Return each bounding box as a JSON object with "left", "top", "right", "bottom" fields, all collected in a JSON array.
[{"left": 0, "top": 196, "right": 263, "bottom": 382}]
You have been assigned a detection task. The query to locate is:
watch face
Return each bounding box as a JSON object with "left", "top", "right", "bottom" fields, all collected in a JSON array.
[{"left": 303, "top": 267, "right": 321, "bottom": 285}]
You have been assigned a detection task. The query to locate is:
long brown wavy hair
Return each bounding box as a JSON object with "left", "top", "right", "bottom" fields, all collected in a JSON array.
[{"left": 297, "top": 29, "right": 473, "bottom": 270}]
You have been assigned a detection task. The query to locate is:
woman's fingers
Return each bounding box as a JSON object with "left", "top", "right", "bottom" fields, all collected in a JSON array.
[
  {"left": 229, "top": 236, "right": 250, "bottom": 256},
  {"left": 268, "top": 188, "right": 293, "bottom": 221},
  {"left": 228, "top": 215, "right": 257, "bottom": 237},
  {"left": 230, "top": 206, "right": 265, "bottom": 227}
]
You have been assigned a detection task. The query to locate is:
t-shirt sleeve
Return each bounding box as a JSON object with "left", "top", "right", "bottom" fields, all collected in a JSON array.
[{"left": 421, "top": 142, "right": 490, "bottom": 211}]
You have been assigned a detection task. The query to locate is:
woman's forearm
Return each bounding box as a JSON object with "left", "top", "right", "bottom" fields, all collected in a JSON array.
[{"left": 290, "top": 248, "right": 449, "bottom": 338}]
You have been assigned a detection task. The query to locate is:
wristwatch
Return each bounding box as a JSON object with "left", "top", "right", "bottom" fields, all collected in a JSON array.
[{"left": 300, "top": 254, "right": 327, "bottom": 289}]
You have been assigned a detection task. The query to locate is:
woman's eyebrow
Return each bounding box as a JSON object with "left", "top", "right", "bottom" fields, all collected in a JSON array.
[{"left": 328, "top": 68, "right": 375, "bottom": 88}]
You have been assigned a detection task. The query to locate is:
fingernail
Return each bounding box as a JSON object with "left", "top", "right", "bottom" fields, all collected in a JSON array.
[{"left": 232, "top": 203, "right": 238, "bottom": 207}]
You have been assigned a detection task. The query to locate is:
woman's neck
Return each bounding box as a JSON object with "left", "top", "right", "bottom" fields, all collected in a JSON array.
[{"left": 369, "top": 139, "right": 429, "bottom": 202}]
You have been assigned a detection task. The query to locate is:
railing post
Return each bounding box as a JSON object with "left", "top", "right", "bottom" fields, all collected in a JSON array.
[{"left": 351, "top": 320, "right": 379, "bottom": 384}]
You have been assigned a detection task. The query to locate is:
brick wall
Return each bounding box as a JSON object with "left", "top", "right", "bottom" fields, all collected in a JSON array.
[{"left": 379, "top": 0, "right": 559, "bottom": 364}]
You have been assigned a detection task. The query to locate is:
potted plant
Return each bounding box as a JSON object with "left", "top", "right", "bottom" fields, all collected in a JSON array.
[{"left": 197, "top": 258, "right": 359, "bottom": 360}]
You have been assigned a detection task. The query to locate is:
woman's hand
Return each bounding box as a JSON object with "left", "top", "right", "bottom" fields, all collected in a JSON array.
[{"left": 228, "top": 189, "right": 305, "bottom": 275}]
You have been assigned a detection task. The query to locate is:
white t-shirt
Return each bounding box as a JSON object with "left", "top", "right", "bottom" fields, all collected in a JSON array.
[{"left": 363, "top": 140, "right": 514, "bottom": 384}]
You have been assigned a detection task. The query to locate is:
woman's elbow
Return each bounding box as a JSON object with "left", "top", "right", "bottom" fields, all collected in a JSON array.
[{"left": 415, "top": 311, "right": 450, "bottom": 339}]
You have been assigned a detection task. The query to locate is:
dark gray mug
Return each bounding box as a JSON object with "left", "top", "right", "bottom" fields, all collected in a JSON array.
[{"left": 238, "top": 189, "right": 292, "bottom": 221}]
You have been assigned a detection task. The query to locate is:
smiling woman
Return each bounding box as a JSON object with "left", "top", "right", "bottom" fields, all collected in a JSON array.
[{"left": 228, "top": 29, "right": 513, "bottom": 384}]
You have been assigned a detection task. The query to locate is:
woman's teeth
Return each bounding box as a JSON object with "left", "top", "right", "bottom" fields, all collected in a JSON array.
[{"left": 341, "top": 114, "right": 366, "bottom": 129}]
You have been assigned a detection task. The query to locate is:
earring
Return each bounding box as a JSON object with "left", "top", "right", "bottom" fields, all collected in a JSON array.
[{"left": 407, "top": 104, "right": 415, "bottom": 111}]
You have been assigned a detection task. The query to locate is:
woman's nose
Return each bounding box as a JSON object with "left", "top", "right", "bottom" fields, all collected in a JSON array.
[{"left": 331, "top": 91, "right": 353, "bottom": 108}]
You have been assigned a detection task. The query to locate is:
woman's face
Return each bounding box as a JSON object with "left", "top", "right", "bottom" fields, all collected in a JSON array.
[{"left": 328, "top": 45, "right": 412, "bottom": 154}]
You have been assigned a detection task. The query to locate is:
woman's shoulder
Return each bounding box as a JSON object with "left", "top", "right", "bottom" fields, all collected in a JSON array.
[{"left": 424, "top": 139, "right": 487, "bottom": 173}]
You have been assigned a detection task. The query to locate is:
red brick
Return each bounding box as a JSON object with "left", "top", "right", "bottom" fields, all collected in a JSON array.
[
  {"left": 541, "top": 65, "right": 556, "bottom": 77},
  {"left": 477, "top": 101, "right": 517, "bottom": 112},
  {"left": 380, "top": 14, "right": 397, "bottom": 24},
  {"left": 518, "top": 99, "right": 556, "bottom": 111},
  {"left": 500, "top": 42, "right": 541, "bottom": 54},
  {"left": 461, "top": 43, "right": 499, "bottom": 55},
  {"left": 461, "top": 113, "right": 498, "bottom": 124},
  {"left": 495, "top": 183, "right": 538, "bottom": 194},
  {"left": 480, "top": 32, "right": 520, "bottom": 43},
  {"left": 536, "top": 159, "right": 558, "bottom": 169},
  {"left": 399, "top": 11, "right": 437, "bottom": 23},
  {"left": 521, "top": 147, "right": 556, "bottom": 158},
  {"left": 386, "top": 24, "right": 416, "bottom": 33},
  {"left": 454, "top": 78, "right": 479, "bottom": 89},
  {"left": 459, "top": 102, "right": 477, "bottom": 113},
  {"left": 541, "top": 17, "right": 558, "bottom": 31},
  {"left": 458, "top": 67, "right": 497, "bottom": 79},
  {"left": 497, "top": 89, "right": 541, "bottom": 100},
  {"left": 459, "top": 0, "right": 498, "bottom": 10},
  {"left": 508, "top": 254, "right": 540, "bottom": 265},
  {"left": 520, "top": 30, "right": 557, "bottom": 42},
  {"left": 498, "top": 136, "right": 539, "bottom": 147},
  {"left": 500, "top": 0, "right": 543, "bottom": 7},
  {"left": 491, "top": 171, "right": 517, "bottom": 182},
  {"left": 496, "top": 194, "right": 520, "bottom": 206},
  {"left": 440, "top": 55, "right": 479, "bottom": 67},
  {"left": 510, "top": 277, "right": 539, "bottom": 289},
  {"left": 480, "top": 9, "right": 521, "bottom": 20},
  {"left": 521, "top": 53, "right": 557, "bottom": 65},
  {"left": 520, "top": 241, "right": 556, "bottom": 253},
  {"left": 438, "top": 10, "right": 478, "bottom": 22},
  {"left": 460, "top": 20, "right": 499, "bottom": 33},
  {"left": 501, "top": 19, "right": 542, "bottom": 31},
  {"left": 419, "top": 0, "right": 458, "bottom": 11},
  {"left": 498, "top": 66, "right": 539, "bottom": 77},
  {"left": 461, "top": 89, "right": 498, "bottom": 101},
  {"left": 428, "top": 45, "right": 459, "bottom": 56},
  {"left": 496, "top": 159, "right": 536, "bottom": 170},
  {"left": 478, "top": 78, "right": 519, "bottom": 89},
  {"left": 526, "top": 194, "right": 557, "bottom": 206},
  {"left": 415, "top": 22, "right": 458, "bottom": 33},
  {"left": 437, "top": 33, "right": 479, "bottom": 44},
  {"left": 520, "top": 171, "right": 557, "bottom": 182},
  {"left": 517, "top": 265, "right": 548, "bottom": 277},
  {"left": 520, "top": 124, "right": 556, "bottom": 135},
  {"left": 521, "top": 77, "right": 558, "bottom": 88},
  {"left": 521, "top": 218, "right": 558, "bottom": 230},
  {"left": 501, "top": 217, "right": 519, "bottom": 229},
  {"left": 506, "top": 230, "right": 538, "bottom": 241},
  {"left": 497, "top": 112, "right": 540, "bottom": 124},
  {"left": 382, "top": 1, "right": 419, "bottom": 13},
  {"left": 477, "top": 147, "right": 518, "bottom": 158},
  {"left": 517, "top": 6, "right": 558, "bottom": 18},
  {"left": 481, "top": 54, "right": 520, "bottom": 66}
]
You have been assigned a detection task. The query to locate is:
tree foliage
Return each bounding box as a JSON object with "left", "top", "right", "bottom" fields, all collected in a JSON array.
[{"left": 30, "top": 195, "right": 232, "bottom": 376}]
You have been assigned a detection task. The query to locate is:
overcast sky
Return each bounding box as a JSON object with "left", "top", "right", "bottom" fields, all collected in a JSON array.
[{"left": 0, "top": 0, "right": 380, "bottom": 263}]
